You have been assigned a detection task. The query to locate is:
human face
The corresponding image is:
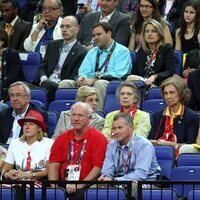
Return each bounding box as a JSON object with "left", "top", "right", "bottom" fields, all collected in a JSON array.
[
  {"left": 92, "top": 26, "right": 112, "bottom": 49},
  {"left": 60, "top": 17, "right": 78, "bottom": 43},
  {"left": 163, "top": 84, "right": 180, "bottom": 108},
  {"left": 184, "top": 6, "right": 196, "bottom": 24},
  {"left": 139, "top": 0, "right": 154, "bottom": 20},
  {"left": 119, "top": 86, "right": 136, "bottom": 109},
  {"left": 23, "top": 122, "right": 41, "bottom": 140},
  {"left": 71, "top": 105, "right": 91, "bottom": 132},
  {"left": 9, "top": 85, "right": 31, "bottom": 114},
  {"left": 42, "top": 0, "right": 61, "bottom": 22},
  {"left": 144, "top": 24, "right": 160, "bottom": 45},
  {"left": 1, "top": 2, "right": 18, "bottom": 23},
  {"left": 99, "top": 0, "right": 117, "bottom": 16},
  {"left": 84, "top": 94, "right": 98, "bottom": 112},
  {"left": 111, "top": 118, "right": 133, "bottom": 145}
]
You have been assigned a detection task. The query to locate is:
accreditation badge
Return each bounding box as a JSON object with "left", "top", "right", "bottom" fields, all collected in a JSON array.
[{"left": 67, "top": 165, "right": 81, "bottom": 181}]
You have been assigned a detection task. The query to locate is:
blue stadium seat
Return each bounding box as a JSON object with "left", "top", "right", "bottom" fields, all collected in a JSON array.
[
  {"left": 136, "top": 189, "right": 177, "bottom": 200},
  {"left": 147, "top": 87, "right": 162, "bottom": 100},
  {"left": 26, "top": 188, "right": 66, "bottom": 200},
  {"left": 171, "top": 166, "right": 200, "bottom": 197},
  {"left": 174, "top": 50, "right": 183, "bottom": 75},
  {"left": 188, "top": 189, "right": 200, "bottom": 200},
  {"left": 141, "top": 99, "right": 167, "bottom": 113},
  {"left": 0, "top": 188, "right": 16, "bottom": 200},
  {"left": 177, "top": 153, "right": 200, "bottom": 167},
  {"left": 48, "top": 100, "right": 76, "bottom": 116},
  {"left": 30, "top": 89, "right": 48, "bottom": 109},
  {"left": 19, "top": 52, "right": 42, "bottom": 83},
  {"left": 47, "top": 111, "right": 58, "bottom": 138},
  {"left": 84, "top": 188, "right": 126, "bottom": 200},
  {"left": 130, "top": 51, "right": 136, "bottom": 67},
  {"left": 55, "top": 88, "right": 78, "bottom": 100},
  {"left": 154, "top": 145, "right": 175, "bottom": 179}
]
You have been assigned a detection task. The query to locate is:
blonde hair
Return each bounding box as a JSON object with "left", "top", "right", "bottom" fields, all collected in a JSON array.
[
  {"left": 20, "top": 130, "right": 47, "bottom": 142},
  {"left": 76, "top": 86, "right": 98, "bottom": 102},
  {"left": 141, "top": 19, "right": 165, "bottom": 52}
]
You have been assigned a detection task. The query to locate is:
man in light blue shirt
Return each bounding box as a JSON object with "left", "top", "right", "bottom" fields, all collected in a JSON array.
[
  {"left": 59, "top": 22, "right": 132, "bottom": 111},
  {"left": 98, "top": 113, "right": 161, "bottom": 194}
]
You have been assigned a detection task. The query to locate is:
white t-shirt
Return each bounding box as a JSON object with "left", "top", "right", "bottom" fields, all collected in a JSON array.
[{"left": 5, "top": 138, "right": 54, "bottom": 171}]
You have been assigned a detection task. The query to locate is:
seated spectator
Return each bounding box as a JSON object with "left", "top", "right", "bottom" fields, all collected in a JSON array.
[
  {"left": 77, "top": 0, "right": 131, "bottom": 49},
  {"left": 59, "top": 22, "right": 132, "bottom": 111},
  {"left": 183, "top": 47, "right": 200, "bottom": 79},
  {"left": 0, "top": 145, "right": 7, "bottom": 171},
  {"left": 0, "top": 0, "right": 31, "bottom": 51},
  {"left": 0, "top": 28, "right": 24, "bottom": 101},
  {"left": 149, "top": 76, "right": 199, "bottom": 155},
  {"left": 179, "top": 124, "right": 200, "bottom": 154},
  {"left": 187, "top": 67, "right": 200, "bottom": 111},
  {"left": 0, "top": 102, "right": 8, "bottom": 112},
  {"left": 1, "top": 110, "right": 54, "bottom": 181},
  {"left": 23, "top": 0, "right": 63, "bottom": 57},
  {"left": 128, "top": 0, "right": 173, "bottom": 51},
  {"left": 127, "top": 19, "right": 175, "bottom": 87},
  {"left": 52, "top": 86, "right": 105, "bottom": 139},
  {"left": 102, "top": 81, "right": 151, "bottom": 138},
  {"left": 48, "top": 102, "right": 108, "bottom": 199},
  {"left": 37, "top": 16, "right": 87, "bottom": 102},
  {"left": 0, "top": 81, "right": 48, "bottom": 144},
  {"left": 175, "top": 0, "right": 200, "bottom": 54},
  {"left": 99, "top": 113, "right": 160, "bottom": 197}
]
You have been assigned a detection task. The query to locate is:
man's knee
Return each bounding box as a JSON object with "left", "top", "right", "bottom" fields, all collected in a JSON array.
[{"left": 58, "top": 80, "right": 76, "bottom": 88}]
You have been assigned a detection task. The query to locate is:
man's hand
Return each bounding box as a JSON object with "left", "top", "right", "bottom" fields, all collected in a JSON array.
[
  {"left": 66, "top": 184, "right": 85, "bottom": 193},
  {"left": 76, "top": 77, "right": 96, "bottom": 87}
]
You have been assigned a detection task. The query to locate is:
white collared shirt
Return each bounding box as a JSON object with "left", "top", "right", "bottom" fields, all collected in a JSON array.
[{"left": 99, "top": 10, "right": 115, "bottom": 23}]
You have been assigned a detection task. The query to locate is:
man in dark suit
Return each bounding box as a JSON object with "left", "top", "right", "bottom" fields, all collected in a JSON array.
[
  {"left": 0, "top": 0, "right": 31, "bottom": 51},
  {"left": 0, "top": 81, "right": 48, "bottom": 143},
  {"left": 77, "top": 0, "right": 131, "bottom": 48},
  {"left": 37, "top": 16, "right": 87, "bottom": 102}
]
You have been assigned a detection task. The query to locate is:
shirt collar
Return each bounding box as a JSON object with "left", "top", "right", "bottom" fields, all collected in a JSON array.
[
  {"left": 7, "top": 15, "right": 18, "bottom": 27},
  {"left": 163, "top": 104, "right": 184, "bottom": 117},
  {"left": 99, "top": 10, "right": 115, "bottom": 22},
  {"left": 117, "top": 133, "right": 135, "bottom": 150},
  {"left": 98, "top": 40, "right": 114, "bottom": 53},
  {"left": 12, "top": 104, "right": 29, "bottom": 118},
  {"left": 69, "top": 126, "right": 93, "bottom": 141}
]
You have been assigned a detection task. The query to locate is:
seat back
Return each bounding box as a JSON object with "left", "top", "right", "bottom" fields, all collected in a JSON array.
[
  {"left": 19, "top": 52, "right": 42, "bottom": 83},
  {"left": 154, "top": 145, "right": 175, "bottom": 179},
  {"left": 188, "top": 189, "right": 200, "bottom": 200},
  {"left": 136, "top": 189, "right": 177, "bottom": 200},
  {"left": 130, "top": 51, "right": 136, "bottom": 67},
  {"left": 147, "top": 87, "right": 162, "bottom": 100},
  {"left": 84, "top": 188, "right": 126, "bottom": 200},
  {"left": 171, "top": 166, "right": 200, "bottom": 197},
  {"left": 26, "top": 188, "right": 66, "bottom": 200},
  {"left": 55, "top": 88, "right": 78, "bottom": 100},
  {"left": 30, "top": 89, "right": 48, "bottom": 109},
  {"left": 174, "top": 50, "right": 183, "bottom": 75},
  {"left": 141, "top": 99, "right": 167, "bottom": 113},
  {"left": 47, "top": 111, "right": 58, "bottom": 138},
  {"left": 177, "top": 153, "right": 200, "bottom": 167},
  {"left": 48, "top": 100, "right": 76, "bottom": 116},
  {"left": 0, "top": 188, "right": 16, "bottom": 200}
]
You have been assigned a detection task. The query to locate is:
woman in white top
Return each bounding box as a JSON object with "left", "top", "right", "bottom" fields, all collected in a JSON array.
[{"left": 1, "top": 110, "right": 54, "bottom": 181}]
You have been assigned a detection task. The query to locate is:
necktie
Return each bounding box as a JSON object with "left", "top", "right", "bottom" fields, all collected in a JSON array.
[
  {"left": 26, "top": 151, "right": 31, "bottom": 171},
  {"left": 6, "top": 24, "right": 12, "bottom": 35}
]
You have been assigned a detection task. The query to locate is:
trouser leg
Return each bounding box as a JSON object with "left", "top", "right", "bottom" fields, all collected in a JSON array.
[{"left": 58, "top": 80, "right": 77, "bottom": 88}]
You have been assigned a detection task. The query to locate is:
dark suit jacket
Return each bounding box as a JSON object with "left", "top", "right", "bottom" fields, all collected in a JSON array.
[
  {"left": 132, "top": 44, "right": 175, "bottom": 85},
  {"left": 184, "top": 48, "right": 200, "bottom": 70},
  {"left": 77, "top": 10, "right": 131, "bottom": 47},
  {"left": 148, "top": 107, "right": 199, "bottom": 144},
  {"left": 37, "top": 40, "right": 87, "bottom": 80},
  {"left": 188, "top": 69, "right": 200, "bottom": 111},
  {"left": 1, "top": 47, "right": 25, "bottom": 101},
  {"left": 0, "top": 17, "right": 31, "bottom": 51},
  {"left": 0, "top": 103, "right": 48, "bottom": 143}
]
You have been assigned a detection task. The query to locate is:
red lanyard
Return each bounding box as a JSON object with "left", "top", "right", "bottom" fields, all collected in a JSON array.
[{"left": 67, "top": 139, "right": 87, "bottom": 165}]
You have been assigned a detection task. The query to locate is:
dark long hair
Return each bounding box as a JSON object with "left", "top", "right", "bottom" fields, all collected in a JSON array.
[
  {"left": 179, "top": 0, "right": 200, "bottom": 38},
  {"left": 134, "top": 0, "right": 161, "bottom": 34}
]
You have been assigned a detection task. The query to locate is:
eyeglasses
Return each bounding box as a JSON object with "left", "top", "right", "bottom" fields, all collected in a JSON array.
[
  {"left": 139, "top": 5, "right": 153, "bottom": 9},
  {"left": 9, "top": 93, "right": 27, "bottom": 99},
  {"left": 42, "top": 6, "right": 59, "bottom": 12}
]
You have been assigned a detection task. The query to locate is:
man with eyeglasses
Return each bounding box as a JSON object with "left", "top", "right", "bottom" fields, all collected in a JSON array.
[
  {"left": 23, "top": 0, "right": 63, "bottom": 57},
  {"left": 0, "top": 81, "right": 48, "bottom": 143},
  {"left": 0, "top": 0, "right": 32, "bottom": 51},
  {"left": 37, "top": 16, "right": 87, "bottom": 103}
]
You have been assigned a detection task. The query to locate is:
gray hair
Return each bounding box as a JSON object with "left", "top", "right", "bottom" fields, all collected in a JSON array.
[
  {"left": 113, "top": 113, "right": 133, "bottom": 127},
  {"left": 71, "top": 101, "right": 93, "bottom": 117},
  {"left": 8, "top": 81, "right": 31, "bottom": 96}
]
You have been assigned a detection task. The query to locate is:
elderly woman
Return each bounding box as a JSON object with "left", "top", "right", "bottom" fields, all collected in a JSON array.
[
  {"left": 102, "top": 81, "right": 151, "bottom": 138},
  {"left": 1, "top": 110, "right": 54, "bottom": 180},
  {"left": 149, "top": 76, "right": 199, "bottom": 151},
  {"left": 127, "top": 19, "right": 175, "bottom": 87},
  {"left": 52, "top": 86, "right": 105, "bottom": 139}
]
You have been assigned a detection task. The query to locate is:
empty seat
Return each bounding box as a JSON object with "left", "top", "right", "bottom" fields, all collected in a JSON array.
[
  {"left": 188, "top": 189, "right": 200, "bottom": 200},
  {"left": 0, "top": 188, "right": 16, "bottom": 200},
  {"left": 19, "top": 52, "right": 42, "bottom": 83},
  {"left": 55, "top": 88, "right": 78, "bottom": 100},
  {"left": 147, "top": 87, "right": 162, "bottom": 100},
  {"left": 84, "top": 188, "right": 126, "bottom": 200},
  {"left": 47, "top": 111, "right": 58, "bottom": 138},
  {"left": 177, "top": 153, "right": 200, "bottom": 167},
  {"left": 30, "top": 89, "right": 48, "bottom": 109},
  {"left": 142, "top": 99, "right": 167, "bottom": 113},
  {"left": 174, "top": 50, "right": 183, "bottom": 75}
]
